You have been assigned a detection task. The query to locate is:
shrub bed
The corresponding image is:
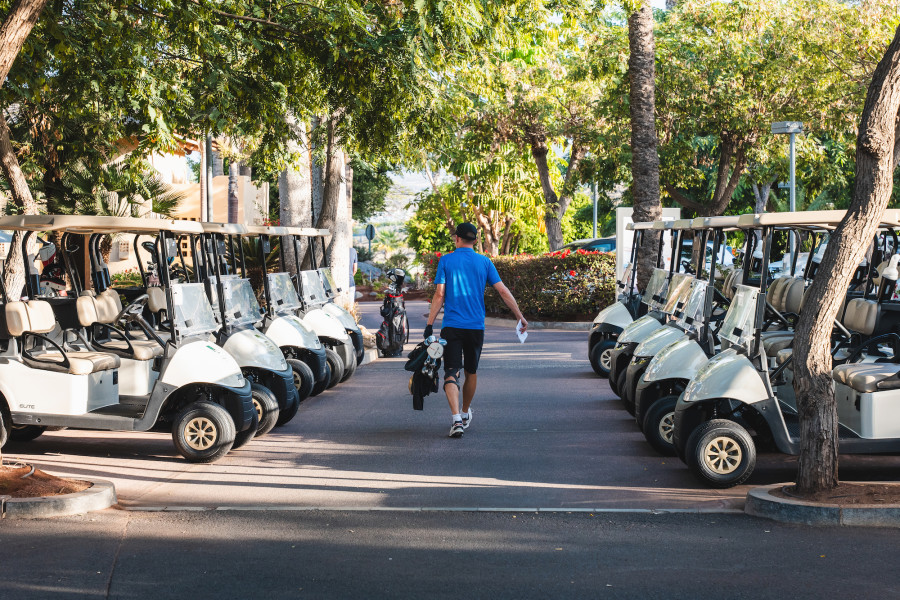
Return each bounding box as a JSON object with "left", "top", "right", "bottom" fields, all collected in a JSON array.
[{"left": 421, "top": 249, "right": 616, "bottom": 321}]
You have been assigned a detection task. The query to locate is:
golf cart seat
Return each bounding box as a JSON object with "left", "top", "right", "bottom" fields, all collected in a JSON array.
[
  {"left": 832, "top": 363, "right": 900, "bottom": 393},
  {"left": 146, "top": 286, "right": 167, "bottom": 313},
  {"left": 842, "top": 298, "right": 878, "bottom": 337},
  {"left": 5, "top": 300, "right": 121, "bottom": 375},
  {"left": 761, "top": 279, "right": 808, "bottom": 353},
  {"left": 722, "top": 269, "right": 743, "bottom": 300},
  {"left": 76, "top": 290, "right": 164, "bottom": 360}
]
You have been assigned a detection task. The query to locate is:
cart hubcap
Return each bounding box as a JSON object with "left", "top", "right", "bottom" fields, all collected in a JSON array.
[
  {"left": 702, "top": 436, "right": 742, "bottom": 474},
  {"left": 599, "top": 348, "right": 613, "bottom": 371},
  {"left": 253, "top": 399, "right": 263, "bottom": 421},
  {"left": 658, "top": 412, "right": 675, "bottom": 444},
  {"left": 293, "top": 371, "right": 301, "bottom": 389},
  {"left": 185, "top": 418, "right": 217, "bottom": 451}
]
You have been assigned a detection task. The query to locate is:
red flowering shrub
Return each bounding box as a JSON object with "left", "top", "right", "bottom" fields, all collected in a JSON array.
[{"left": 420, "top": 248, "right": 616, "bottom": 321}]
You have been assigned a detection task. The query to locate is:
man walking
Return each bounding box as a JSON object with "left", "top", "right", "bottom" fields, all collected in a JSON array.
[{"left": 424, "top": 223, "right": 528, "bottom": 438}]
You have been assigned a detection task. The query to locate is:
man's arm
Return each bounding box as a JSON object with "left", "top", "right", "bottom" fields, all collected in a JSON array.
[
  {"left": 492, "top": 281, "right": 527, "bottom": 331},
  {"left": 425, "top": 284, "right": 446, "bottom": 337}
]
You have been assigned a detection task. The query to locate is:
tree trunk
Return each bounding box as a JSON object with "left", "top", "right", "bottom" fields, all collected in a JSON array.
[
  {"left": 528, "top": 131, "right": 586, "bottom": 252},
  {"left": 239, "top": 162, "right": 252, "bottom": 178},
  {"left": 227, "top": 161, "right": 239, "bottom": 223},
  {"left": 628, "top": 0, "right": 663, "bottom": 290},
  {"left": 279, "top": 114, "right": 312, "bottom": 274},
  {"left": 0, "top": 0, "right": 51, "bottom": 301},
  {"left": 211, "top": 150, "right": 224, "bottom": 177},
  {"left": 751, "top": 178, "right": 774, "bottom": 214},
  {"left": 310, "top": 116, "right": 325, "bottom": 227},
  {"left": 792, "top": 24, "right": 900, "bottom": 495},
  {"left": 664, "top": 135, "right": 749, "bottom": 217}
]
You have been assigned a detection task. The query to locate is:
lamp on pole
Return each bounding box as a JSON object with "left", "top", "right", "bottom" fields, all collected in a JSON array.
[{"left": 771, "top": 121, "right": 804, "bottom": 273}]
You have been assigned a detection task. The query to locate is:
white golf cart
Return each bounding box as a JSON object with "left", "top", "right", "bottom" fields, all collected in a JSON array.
[
  {"left": 672, "top": 210, "right": 900, "bottom": 487},
  {"left": 0, "top": 215, "right": 256, "bottom": 463}
]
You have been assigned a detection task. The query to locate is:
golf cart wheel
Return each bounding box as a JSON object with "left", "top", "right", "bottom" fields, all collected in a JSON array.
[
  {"left": 10, "top": 425, "right": 46, "bottom": 443},
  {"left": 287, "top": 358, "right": 315, "bottom": 403},
  {"left": 310, "top": 361, "right": 332, "bottom": 397},
  {"left": 590, "top": 340, "right": 616, "bottom": 377},
  {"left": 232, "top": 408, "right": 259, "bottom": 450},
  {"left": 250, "top": 383, "right": 280, "bottom": 437},
  {"left": 325, "top": 348, "right": 344, "bottom": 389},
  {"left": 685, "top": 419, "right": 756, "bottom": 488},
  {"left": 276, "top": 392, "right": 300, "bottom": 427},
  {"left": 172, "top": 401, "right": 235, "bottom": 463},
  {"left": 340, "top": 345, "right": 358, "bottom": 382},
  {"left": 641, "top": 395, "right": 678, "bottom": 456}
]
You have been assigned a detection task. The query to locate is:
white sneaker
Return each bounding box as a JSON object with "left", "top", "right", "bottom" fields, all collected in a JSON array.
[
  {"left": 449, "top": 421, "right": 464, "bottom": 438},
  {"left": 461, "top": 409, "right": 472, "bottom": 429}
]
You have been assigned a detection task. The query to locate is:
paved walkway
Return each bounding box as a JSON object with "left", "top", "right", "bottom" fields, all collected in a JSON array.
[{"left": 5, "top": 301, "right": 898, "bottom": 511}]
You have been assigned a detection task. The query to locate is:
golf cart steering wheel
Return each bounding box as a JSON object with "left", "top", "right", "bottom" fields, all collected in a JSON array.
[{"left": 115, "top": 294, "right": 149, "bottom": 323}]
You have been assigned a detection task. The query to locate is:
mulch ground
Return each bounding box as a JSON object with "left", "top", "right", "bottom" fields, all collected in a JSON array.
[
  {"left": 772, "top": 483, "right": 900, "bottom": 505},
  {"left": 0, "top": 465, "right": 91, "bottom": 498}
]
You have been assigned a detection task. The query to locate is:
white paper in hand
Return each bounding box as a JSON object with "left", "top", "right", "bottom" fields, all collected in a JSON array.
[{"left": 516, "top": 320, "right": 528, "bottom": 344}]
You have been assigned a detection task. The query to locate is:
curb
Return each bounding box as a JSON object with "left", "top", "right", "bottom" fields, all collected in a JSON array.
[
  {"left": 746, "top": 483, "right": 900, "bottom": 527},
  {"left": 360, "top": 348, "right": 379, "bottom": 366},
  {"left": 1, "top": 479, "right": 117, "bottom": 520},
  {"left": 484, "top": 317, "right": 592, "bottom": 331}
]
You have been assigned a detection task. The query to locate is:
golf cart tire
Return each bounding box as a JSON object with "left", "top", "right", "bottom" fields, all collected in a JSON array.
[
  {"left": 340, "top": 346, "right": 358, "bottom": 382},
  {"left": 172, "top": 401, "right": 236, "bottom": 463},
  {"left": 232, "top": 409, "right": 259, "bottom": 450},
  {"left": 10, "top": 425, "right": 47, "bottom": 443},
  {"left": 287, "top": 358, "right": 315, "bottom": 403},
  {"left": 590, "top": 339, "right": 616, "bottom": 377},
  {"left": 685, "top": 419, "right": 756, "bottom": 488},
  {"left": 641, "top": 395, "right": 678, "bottom": 456},
  {"left": 251, "top": 383, "right": 280, "bottom": 437},
  {"left": 276, "top": 391, "right": 300, "bottom": 427},
  {"left": 325, "top": 348, "right": 344, "bottom": 389},
  {"left": 0, "top": 406, "right": 9, "bottom": 448},
  {"left": 310, "top": 361, "right": 332, "bottom": 397},
  {"left": 616, "top": 370, "right": 634, "bottom": 414}
]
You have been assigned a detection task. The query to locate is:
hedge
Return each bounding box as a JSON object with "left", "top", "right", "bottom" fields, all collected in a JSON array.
[{"left": 421, "top": 248, "right": 616, "bottom": 321}]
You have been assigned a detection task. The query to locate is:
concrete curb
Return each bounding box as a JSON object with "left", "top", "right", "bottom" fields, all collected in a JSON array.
[
  {"left": 360, "top": 348, "right": 379, "bottom": 366},
  {"left": 746, "top": 483, "right": 900, "bottom": 527},
  {"left": 1, "top": 479, "right": 117, "bottom": 520}
]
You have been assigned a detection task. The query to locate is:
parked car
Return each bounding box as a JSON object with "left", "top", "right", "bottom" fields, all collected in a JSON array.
[{"left": 561, "top": 237, "right": 616, "bottom": 253}]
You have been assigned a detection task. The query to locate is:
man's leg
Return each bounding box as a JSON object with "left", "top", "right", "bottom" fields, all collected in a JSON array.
[
  {"left": 441, "top": 327, "right": 464, "bottom": 419},
  {"left": 445, "top": 371, "right": 461, "bottom": 415},
  {"left": 461, "top": 372, "right": 477, "bottom": 413}
]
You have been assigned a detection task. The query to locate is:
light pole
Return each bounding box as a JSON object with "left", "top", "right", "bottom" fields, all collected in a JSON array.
[
  {"left": 592, "top": 181, "right": 598, "bottom": 238},
  {"left": 771, "top": 121, "right": 803, "bottom": 273}
]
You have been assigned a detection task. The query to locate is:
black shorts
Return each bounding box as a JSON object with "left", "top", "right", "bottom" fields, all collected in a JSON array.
[{"left": 442, "top": 327, "right": 485, "bottom": 376}]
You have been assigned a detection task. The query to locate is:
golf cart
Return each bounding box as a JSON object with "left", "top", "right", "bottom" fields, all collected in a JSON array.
[
  {"left": 0, "top": 215, "right": 255, "bottom": 463},
  {"left": 607, "top": 219, "right": 695, "bottom": 400},
  {"left": 588, "top": 222, "right": 657, "bottom": 377},
  {"left": 672, "top": 210, "right": 900, "bottom": 488},
  {"left": 242, "top": 225, "right": 328, "bottom": 409},
  {"left": 190, "top": 222, "right": 300, "bottom": 435},
  {"left": 630, "top": 216, "right": 742, "bottom": 454}
]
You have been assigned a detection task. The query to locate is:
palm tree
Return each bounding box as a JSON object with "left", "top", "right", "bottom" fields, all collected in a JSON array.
[{"left": 60, "top": 160, "right": 186, "bottom": 260}]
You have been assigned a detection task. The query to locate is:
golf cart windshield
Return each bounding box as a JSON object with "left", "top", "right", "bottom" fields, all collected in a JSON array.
[
  {"left": 642, "top": 268, "right": 670, "bottom": 310},
  {"left": 267, "top": 272, "right": 303, "bottom": 313},
  {"left": 299, "top": 270, "right": 328, "bottom": 306},
  {"left": 171, "top": 283, "right": 219, "bottom": 337},
  {"left": 719, "top": 284, "right": 759, "bottom": 347},
  {"left": 676, "top": 279, "right": 708, "bottom": 331},
  {"left": 219, "top": 278, "right": 265, "bottom": 327},
  {"left": 618, "top": 262, "right": 634, "bottom": 293},
  {"left": 317, "top": 267, "right": 340, "bottom": 299},
  {"left": 662, "top": 273, "right": 694, "bottom": 315}
]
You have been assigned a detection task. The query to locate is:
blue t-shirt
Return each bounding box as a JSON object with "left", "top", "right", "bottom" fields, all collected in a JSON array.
[{"left": 434, "top": 248, "right": 502, "bottom": 330}]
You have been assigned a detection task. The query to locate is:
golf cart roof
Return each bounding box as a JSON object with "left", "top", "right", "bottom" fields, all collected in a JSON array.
[
  {"left": 244, "top": 225, "right": 290, "bottom": 236},
  {"left": 200, "top": 222, "right": 247, "bottom": 235},
  {"left": 626, "top": 222, "right": 656, "bottom": 231},
  {"left": 736, "top": 210, "right": 851, "bottom": 228},
  {"left": 0, "top": 214, "right": 204, "bottom": 234},
  {"left": 651, "top": 220, "right": 676, "bottom": 231},
  {"left": 673, "top": 219, "right": 694, "bottom": 230},
  {"left": 284, "top": 227, "right": 331, "bottom": 237},
  {"left": 692, "top": 215, "right": 741, "bottom": 229}
]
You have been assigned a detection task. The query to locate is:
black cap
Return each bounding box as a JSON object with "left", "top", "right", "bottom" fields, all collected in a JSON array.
[{"left": 454, "top": 222, "right": 478, "bottom": 241}]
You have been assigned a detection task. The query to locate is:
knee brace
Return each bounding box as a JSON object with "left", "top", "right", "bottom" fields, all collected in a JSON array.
[{"left": 444, "top": 369, "right": 461, "bottom": 390}]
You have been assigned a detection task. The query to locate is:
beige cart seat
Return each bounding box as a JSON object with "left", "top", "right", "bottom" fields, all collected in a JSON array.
[
  {"left": 832, "top": 363, "right": 900, "bottom": 394},
  {"left": 76, "top": 289, "right": 164, "bottom": 360},
  {"left": 6, "top": 300, "right": 120, "bottom": 375}
]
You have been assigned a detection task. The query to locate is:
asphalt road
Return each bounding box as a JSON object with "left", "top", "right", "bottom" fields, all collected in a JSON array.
[{"left": 3, "top": 510, "right": 900, "bottom": 599}]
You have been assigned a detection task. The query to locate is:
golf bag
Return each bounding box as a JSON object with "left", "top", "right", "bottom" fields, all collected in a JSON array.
[
  {"left": 376, "top": 269, "right": 408, "bottom": 357},
  {"left": 405, "top": 336, "right": 446, "bottom": 410}
]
